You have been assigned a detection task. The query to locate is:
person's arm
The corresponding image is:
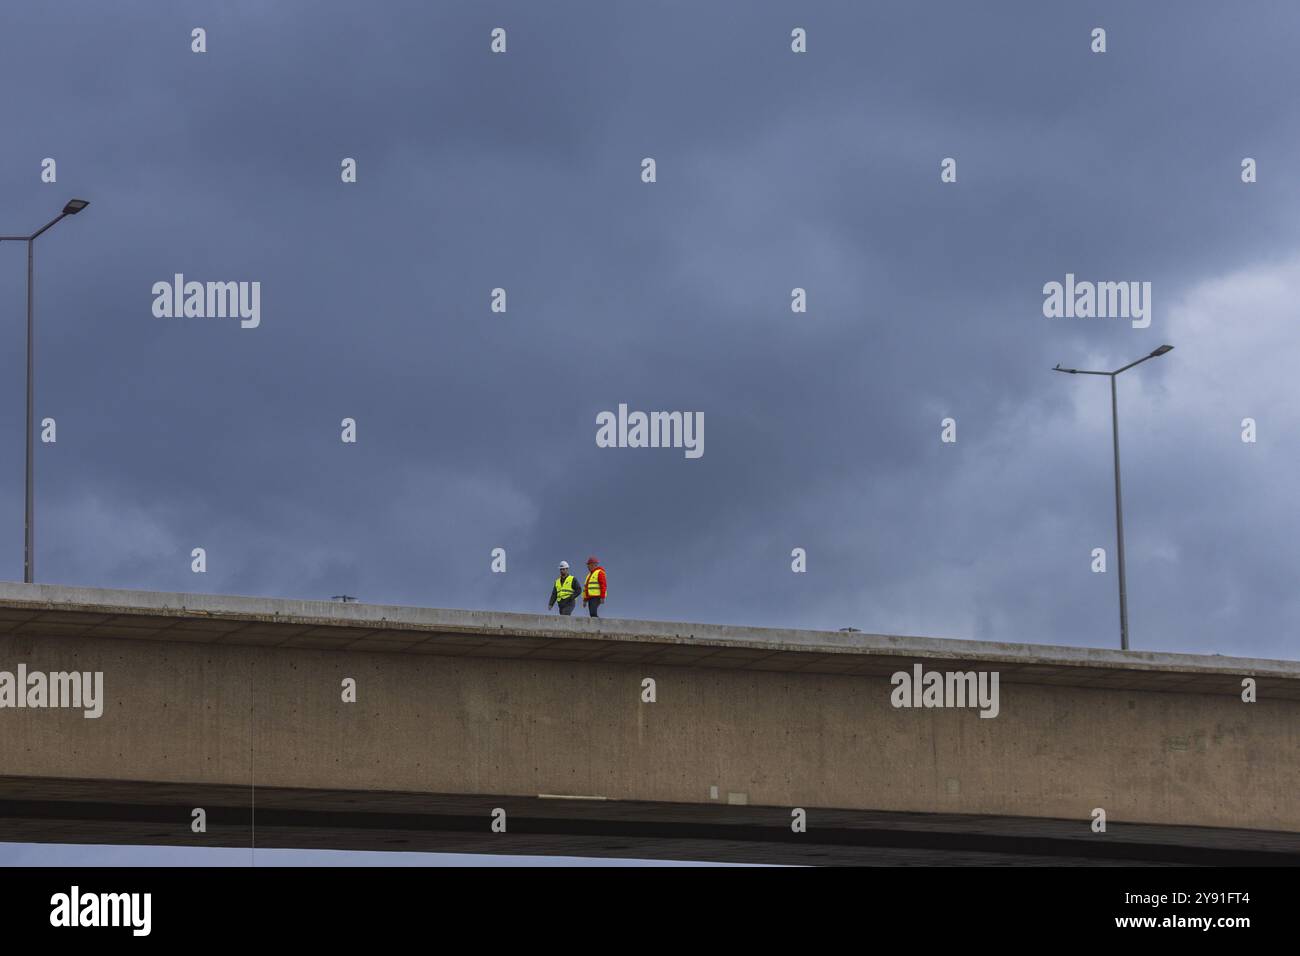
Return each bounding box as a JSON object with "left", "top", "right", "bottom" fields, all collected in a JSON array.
[
  {"left": 599, "top": 569, "right": 607, "bottom": 599},
  {"left": 548, "top": 583, "right": 558, "bottom": 608}
]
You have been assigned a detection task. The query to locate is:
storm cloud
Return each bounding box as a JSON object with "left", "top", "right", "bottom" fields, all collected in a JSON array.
[{"left": 1, "top": 0, "right": 1296, "bottom": 664}]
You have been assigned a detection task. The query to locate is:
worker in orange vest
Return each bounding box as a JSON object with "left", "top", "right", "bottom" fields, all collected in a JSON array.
[{"left": 582, "top": 556, "right": 607, "bottom": 617}]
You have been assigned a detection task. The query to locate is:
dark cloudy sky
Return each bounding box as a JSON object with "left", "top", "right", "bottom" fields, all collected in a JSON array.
[{"left": 2, "top": 2, "right": 1297, "bottom": 678}]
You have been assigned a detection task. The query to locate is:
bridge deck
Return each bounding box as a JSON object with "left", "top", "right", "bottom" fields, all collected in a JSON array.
[{"left": 2, "top": 583, "right": 1295, "bottom": 696}]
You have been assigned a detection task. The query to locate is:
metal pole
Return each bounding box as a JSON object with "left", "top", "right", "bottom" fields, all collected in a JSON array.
[
  {"left": 8, "top": 204, "right": 85, "bottom": 583},
  {"left": 24, "top": 239, "right": 34, "bottom": 584},
  {"left": 1110, "top": 373, "right": 1128, "bottom": 650}
]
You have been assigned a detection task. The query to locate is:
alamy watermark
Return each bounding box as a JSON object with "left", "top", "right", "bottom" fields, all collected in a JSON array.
[
  {"left": 152, "top": 274, "right": 261, "bottom": 328},
  {"left": 595, "top": 403, "right": 704, "bottom": 459},
  {"left": 890, "top": 663, "right": 1000, "bottom": 718},
  {"left": 50, "top": 886, "right": 150, "bottom": 936},
  {"left": 1042, "top": 273, "right": 1151, "bottom": 328},
  {"left": 0, "top": 664, "right": 104, "bottom": 718}
]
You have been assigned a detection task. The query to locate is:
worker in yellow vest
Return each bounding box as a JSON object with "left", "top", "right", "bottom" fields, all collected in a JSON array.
[
  {"left": 582, "top": 556, "right": 607, "bottom": 617},
  {"left": 548, "top": 561, "right": 579, "bottom": 615}
]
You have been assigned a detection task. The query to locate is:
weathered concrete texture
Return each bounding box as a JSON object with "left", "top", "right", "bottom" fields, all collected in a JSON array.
[{"left": 0, "top": 583, "right": 1297, "bottom": 843}]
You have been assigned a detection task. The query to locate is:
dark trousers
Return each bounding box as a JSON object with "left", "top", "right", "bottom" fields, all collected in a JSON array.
[
  {"left": 558, "top": 599, "right": 575, "bottom": 616},
  {"left": 587, "top": 597, "right": 602, "bottom": 617}
]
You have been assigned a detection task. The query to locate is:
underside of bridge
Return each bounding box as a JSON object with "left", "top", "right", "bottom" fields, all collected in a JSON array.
[{"left": 3, "top": 777, "right": 1299, "bottom": 866}]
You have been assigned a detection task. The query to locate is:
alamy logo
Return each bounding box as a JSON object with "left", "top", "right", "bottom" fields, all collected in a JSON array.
[
  {"left": 890, "top": 664, "right": 1000, "bottom": 718},
  {"left": 50, "top": 886, "right": 151, "bottom": 936},
  {"left": 595, "top": 403, "right": 704, "bottom": 459},
  {"left": 1042, "top": 273, "right": 1151, "bottom": 328},
  {"left": 0, "top": 664, "right": 103, "bottom": 718},
  {"left": 152, "top": 274, "right": 261, "bottom": 328}
]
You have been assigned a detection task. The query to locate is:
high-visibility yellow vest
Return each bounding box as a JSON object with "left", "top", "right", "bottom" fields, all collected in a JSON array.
[
  {"left": 554, "top": 574, "right": 576, "bottom": 601},
  {"left": 585, "top": 568, "right": 604, "bottom": 597}
]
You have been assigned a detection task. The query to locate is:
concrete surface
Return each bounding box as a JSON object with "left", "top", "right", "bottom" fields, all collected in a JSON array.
[{"left": 0, "top": 583, "right": 1297, "bottom": 862}]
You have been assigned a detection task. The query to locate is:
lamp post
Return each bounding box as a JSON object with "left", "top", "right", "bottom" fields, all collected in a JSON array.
[
  {"left": 1050, "top": 343, "right": 1175, "bottom": 650},
  {"left": 1, "top": 199, "right": 91, "bottom": 584},
  {"left": 1053, "top": 344, "right": 1173, "bottom": 650}
]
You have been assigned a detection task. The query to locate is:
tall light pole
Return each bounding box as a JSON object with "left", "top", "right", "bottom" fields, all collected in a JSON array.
[
  {"left": 2, "top": 199, "right": 90, "bottom": 584},
  {"left": 1053, "top": 344, "right": 1173, "bottom": 650}
]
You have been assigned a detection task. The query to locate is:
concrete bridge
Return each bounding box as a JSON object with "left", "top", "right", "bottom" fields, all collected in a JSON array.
[{"left": 1, "top": 583, "right": 1297, "bottom": 865}]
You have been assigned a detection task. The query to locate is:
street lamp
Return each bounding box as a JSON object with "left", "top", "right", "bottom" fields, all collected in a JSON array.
[
  {"left": 1053, "top": 344, "right": 1173, "bottom": 650},
  {"left": 1, "top": 199, "right": 91, "bottom": 584}
]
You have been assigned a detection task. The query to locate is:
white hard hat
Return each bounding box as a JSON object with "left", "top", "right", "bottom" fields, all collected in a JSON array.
[{"left": 559, "top": 560, "right": 569, "bottom": 569}]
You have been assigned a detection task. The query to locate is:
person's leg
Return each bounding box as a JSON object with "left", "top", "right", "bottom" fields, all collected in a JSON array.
[
  {"left": 588, "top": 598, "right": 600, "bottom": 617},
  {"left": 559, "top": 601, "right": 573, "bottom": 616}
]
